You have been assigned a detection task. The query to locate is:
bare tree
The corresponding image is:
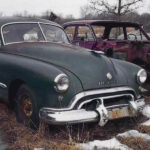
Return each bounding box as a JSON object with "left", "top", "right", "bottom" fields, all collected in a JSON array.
[
  {"left": 80, "top": 5, "right": 93, "bottom": 19},
  {"left": 90, "top": 0, "right": 143, "bottom": 21},
  {"left": 0, "top": 12, "right": 3, "bottom": 17}
]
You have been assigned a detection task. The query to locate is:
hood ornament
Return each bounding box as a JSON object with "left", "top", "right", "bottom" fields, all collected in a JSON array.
[{"left": 106, "top": 73, "right": 112, "bottom": 80}]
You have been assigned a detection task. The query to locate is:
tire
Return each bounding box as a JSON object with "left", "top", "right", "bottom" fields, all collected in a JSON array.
[{"left": 14, "top": 84, "right": 39, "bottom": 129}]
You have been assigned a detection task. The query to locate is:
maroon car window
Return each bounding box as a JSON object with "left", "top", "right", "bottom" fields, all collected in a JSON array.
[
  {"left": 126, "top": 27, "right": 148, "bottom": 41},
  {"left": 65, "top": 26, "right": 75, "bottom": 41},
  {"left": 92, "top": 25, "right": 105, "bottom": 39},
  {"left": 77, "top": 26, "right": 94, "bottom": 41},
  {"left": 109, "top": 27, "right": 124, "bottom": 40}
]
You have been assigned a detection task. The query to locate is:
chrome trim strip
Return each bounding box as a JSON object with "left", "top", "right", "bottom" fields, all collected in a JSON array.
[
  {"left": 42, "top": 86, "right": 136, "bottom": 111},
  {"left": 70, "top": 87, "right": 135, "bottom": 110},
  {"left": 0, "top": 82, "right": 7, "bottom": 88},
  {"left": 54, "top": 73, "right": 67, "bottom": 83},
  {"left": 106, "top": 104, "right": 129, "bottom": 109},
  {"left": 38, "top": 22, "right": 47, "bottom": 41}
]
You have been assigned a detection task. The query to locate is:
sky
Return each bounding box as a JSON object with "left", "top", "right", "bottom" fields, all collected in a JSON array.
[{"left": 0, "top": 0, "right": 150, "bottom": 18}]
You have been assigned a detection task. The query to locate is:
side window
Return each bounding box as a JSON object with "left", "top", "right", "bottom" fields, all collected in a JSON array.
[
  {"left": 126, "top": 27, "right": 148, "bottom": 41},
  {"left": 109, "top": 27, "right": 124, "bottom": 40},
  {"left": 65, "top": 26, "right": 75, "bottom": 41},
  {"left": 92, "top": 25, "right": 105, "bottom": 39},
  {"left": 77, "top": 26, "right": 94, "bottom": 41}
]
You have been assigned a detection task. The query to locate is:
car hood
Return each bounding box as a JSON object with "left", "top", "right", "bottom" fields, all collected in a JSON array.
[{"left": 3, "top": 42, "right": 129, "bottom": 90}]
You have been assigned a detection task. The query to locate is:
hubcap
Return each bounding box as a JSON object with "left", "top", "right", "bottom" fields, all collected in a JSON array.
[{"left": 22, "top": 97, "right": 33, "bottom": 118}]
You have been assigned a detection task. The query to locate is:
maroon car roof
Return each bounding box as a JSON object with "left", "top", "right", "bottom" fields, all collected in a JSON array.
[{"left": 63, "top": 20, "right": 140, "bottom": 27}]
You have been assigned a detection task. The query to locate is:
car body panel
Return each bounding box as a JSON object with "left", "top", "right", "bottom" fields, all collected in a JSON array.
[{"left": 2, "top": 42, "right": 141, "bottom": 89}]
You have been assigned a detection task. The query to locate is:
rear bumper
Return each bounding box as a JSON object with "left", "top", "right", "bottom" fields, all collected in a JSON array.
[{"left": 39, "top": 97, "right": 145, "bottom": 126}]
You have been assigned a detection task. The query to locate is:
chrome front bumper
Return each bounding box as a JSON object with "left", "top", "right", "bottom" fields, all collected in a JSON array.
[{"left": 39, "top": 98, "right": 145, "bottom": 126}]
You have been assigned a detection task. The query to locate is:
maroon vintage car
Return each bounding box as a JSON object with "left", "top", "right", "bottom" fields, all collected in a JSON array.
[{"left": 63, "top": 20, "right": 150, "bottom": 78}]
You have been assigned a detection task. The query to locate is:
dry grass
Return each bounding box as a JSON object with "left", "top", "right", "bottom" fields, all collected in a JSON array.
[
  {"left": 0, "top": 95, "right": 150, "bottom": 150},
  {"left": 138, "top": 125, "right": 150, "bottom": 135},
  {"left": 0, "top": 105, "right": 147, "bottom": 150},
  {"left": 0, "top": 103, "right": 80, "bottom": 150},
  {"left": 118, "top": 136, "right": 150, "bottom": 150},
  {"left": 144, "top": 95, "right": 150, "bottom": 104},
  {"left": 116, "top": 96, "right": 150, "bottom": 150}
]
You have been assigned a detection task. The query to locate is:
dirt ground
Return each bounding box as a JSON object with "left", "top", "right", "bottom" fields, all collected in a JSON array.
[{"left": 0, "top": 95, "right": 150, "bottom": 150}]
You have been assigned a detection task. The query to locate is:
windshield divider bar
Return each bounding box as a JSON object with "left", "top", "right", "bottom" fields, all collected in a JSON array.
[{"left": 38, "top": 22, "right": 47, "bottom": 42}]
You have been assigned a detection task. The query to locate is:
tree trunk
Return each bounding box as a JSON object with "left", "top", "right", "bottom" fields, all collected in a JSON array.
[{"left": 118, "top": 0, "right": 121, "bottom": 21}]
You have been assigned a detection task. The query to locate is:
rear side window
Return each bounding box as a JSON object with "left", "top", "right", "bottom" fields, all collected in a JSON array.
[
  {"left": 126, "top": 27, "right": 148, "bottom": 41},
  {"left": 109, "top": 27, "right": 124, "bottom": 40},
  {"left": 65, "top": 26, "right": 75, "bottom": 41},
  {"left": 77, "top": 26, "right": 94, "bottom": 41}
]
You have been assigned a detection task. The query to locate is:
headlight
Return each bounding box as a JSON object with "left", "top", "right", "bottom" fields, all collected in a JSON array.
[
  {"left": 137, "top": 69, "right": 147, "bottom": 84},
  {"left": 54, "top": 74, "right": 69, "bottom": 93}
]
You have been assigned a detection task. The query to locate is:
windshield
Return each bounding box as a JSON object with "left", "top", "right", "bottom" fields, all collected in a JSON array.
[{"left": 2, "top": 23, "right": 69, "bottom": 45}]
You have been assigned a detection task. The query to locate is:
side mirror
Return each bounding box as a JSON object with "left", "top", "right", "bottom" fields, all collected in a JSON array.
[{"left": 104, "top": 47, "right": 114, "bottom": 57}]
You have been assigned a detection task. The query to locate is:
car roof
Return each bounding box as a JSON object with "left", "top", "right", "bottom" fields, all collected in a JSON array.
[
  {"left": 0, "top": 17, "right": 61, "bottom": 28},
  {"left": 63, "top": 20, "right": 140, "bottom": 27}
]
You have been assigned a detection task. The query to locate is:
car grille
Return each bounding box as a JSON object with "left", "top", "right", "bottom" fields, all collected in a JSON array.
[{"left": 73, "top": 88, "right": 135, "bottom": 110}]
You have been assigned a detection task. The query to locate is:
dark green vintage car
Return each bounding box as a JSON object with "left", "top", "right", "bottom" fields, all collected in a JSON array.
[{"left": 0, "top": 17, "right": 147, "bottom": 128}]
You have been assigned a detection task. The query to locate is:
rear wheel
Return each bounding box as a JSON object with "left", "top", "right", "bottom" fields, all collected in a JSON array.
[{"left": 14, "top": 84, "right": 39, "bottom": 129}]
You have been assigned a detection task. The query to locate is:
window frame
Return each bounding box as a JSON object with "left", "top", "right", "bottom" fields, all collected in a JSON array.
[
  {"left": 76, "top": 25, "right": 96, "bottom": 42},
  {"left": 64, "top": 25, "right": 76, "bottom": 42}
]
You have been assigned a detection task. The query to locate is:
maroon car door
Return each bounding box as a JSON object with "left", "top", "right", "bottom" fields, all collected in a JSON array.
[
  {"left": 74, "top": 25, "right": 96, "bottom": 49},
  {"left": 64, "top": 25, "right": 76, "bottom": 44}
]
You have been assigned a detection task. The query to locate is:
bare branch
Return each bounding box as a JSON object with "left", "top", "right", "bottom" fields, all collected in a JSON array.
[
  {"left": 121, "top": 0, "right": 143, "bottom": 8},
  {"left": 90, "top": 0, "right": 118, "bottom": 15},
  {"left": 89, "top": 0, "right": 143, "bottom": 20}
]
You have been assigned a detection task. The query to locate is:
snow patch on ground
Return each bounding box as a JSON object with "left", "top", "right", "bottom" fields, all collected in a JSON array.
[
  {"left": 79, "top": 104, "right": 150, "bottom": 150},
  {"left": 118, "top": 130, "right": 150, "bottom": 141},
  {"left": 79, "top": 138, "right": 131, "bottom": 150},
  {"left": 141, "top": 119, "right": 150, "bottom": 126},
  {"left": 142, "top": 105, "right": 150, "bottom": 118},
  {"left": 0, "top": 131, "right": 8, "bottom": 150},
  {"left": 0, "top": 141, "right": 8, "bottom": 150},
  {"left": 140, "top": 104, "right": 150, "bottom": 125}
]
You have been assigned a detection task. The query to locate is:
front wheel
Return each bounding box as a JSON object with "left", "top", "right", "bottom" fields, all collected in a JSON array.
[{"left": 14, "top": 84, "right": 39, "bottom": 129}]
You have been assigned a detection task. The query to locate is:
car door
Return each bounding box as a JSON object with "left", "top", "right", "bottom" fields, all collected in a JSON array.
[
  {"left": 125, "top": 26, "right": 150, "bottom": 63},
  {"left": 0, "top": 38, "right": 8, "bottom": 101},
  {"left": 105, "top": 26, "right": 130, "bottom": 61},
  {"left": 74, "top": 25, "right": 96, "bottom": 49},
  {"left": 64, "top": 25, "right": 76, "bottom": 44}
]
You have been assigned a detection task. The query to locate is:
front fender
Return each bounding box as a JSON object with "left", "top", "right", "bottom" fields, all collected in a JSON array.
[
  {"left": 0, "top": 53, "right": 83, "bottom": 109},
  {"left": 112, "top": 58, "right": 142, "bottom": 96}
]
